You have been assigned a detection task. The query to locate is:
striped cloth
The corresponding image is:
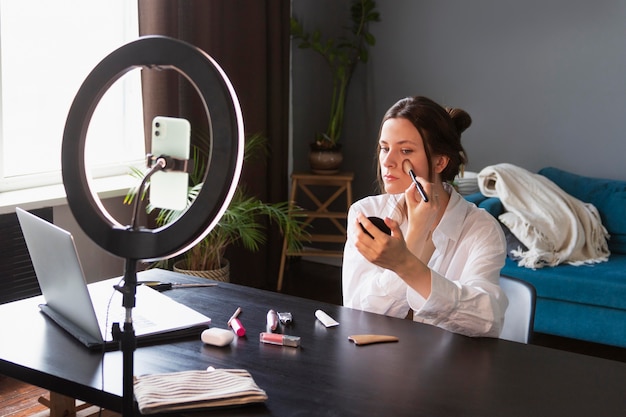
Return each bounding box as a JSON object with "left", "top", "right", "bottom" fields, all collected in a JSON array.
[{"left": 133, "top": 369, "right": 268, "bottom": 414}]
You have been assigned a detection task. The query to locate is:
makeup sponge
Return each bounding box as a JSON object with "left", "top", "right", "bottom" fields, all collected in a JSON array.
[{"left": 201, "top": 327, "right": 234, "bottom": 347}]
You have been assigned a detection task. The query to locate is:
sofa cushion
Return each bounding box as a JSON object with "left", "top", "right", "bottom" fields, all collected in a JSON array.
[
  {"left": 533, "top": 296, "right": 626, "bottom": 347},
  {"left": 501, "top": 253, "right": 626, "bottom": 311},
  {"left": 464, "top": 192, "right": 487, "bottom": 207},
  {"left": 538, "top": 167, "right": 626, "bottom": 254},
  {"left": 465, "top": 193, "right": 504, "bottom": 218}
]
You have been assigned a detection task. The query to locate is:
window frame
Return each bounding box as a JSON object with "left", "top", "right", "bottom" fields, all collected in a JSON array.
[{"left": 0, "top": 0, "right": 145, "bottom": 196}]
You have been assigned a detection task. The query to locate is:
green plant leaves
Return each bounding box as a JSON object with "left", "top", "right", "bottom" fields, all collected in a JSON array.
[
  {"left": 291, "top": 0, "right": 381, "bottom": 147},
  {"left": 124, "top": 133, "right": 309, "bottom": 271}
]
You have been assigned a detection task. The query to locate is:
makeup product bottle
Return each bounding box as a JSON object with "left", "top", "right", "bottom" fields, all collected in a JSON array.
[
  {"left": 267, "top": 309, "right": 279, "bottom": 332},
  {"left": 259, "top": 332, "right": 300, "bottom": 348}
]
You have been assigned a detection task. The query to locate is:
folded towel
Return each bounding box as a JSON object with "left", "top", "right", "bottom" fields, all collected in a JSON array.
[
  {"left": 134, "top": 368, "right": 267, "bottom": 414},
  {"left": 478, "top": 163, "right": 610, "bottom": 269}
]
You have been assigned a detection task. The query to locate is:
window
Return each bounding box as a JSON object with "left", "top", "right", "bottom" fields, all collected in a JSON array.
[{"left": 0, "top": 0, "right": 144, "bottom": 193}]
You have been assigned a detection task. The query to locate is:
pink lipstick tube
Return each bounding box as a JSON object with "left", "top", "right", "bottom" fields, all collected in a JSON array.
[
  {"left": 259, "top": 332, "right": 300, "bottom": 348},
  {"left": 230, "top": 317, "right": 246, "bottom": 337}
]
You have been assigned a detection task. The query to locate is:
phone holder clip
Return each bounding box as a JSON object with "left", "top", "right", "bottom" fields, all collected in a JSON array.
[{"left": 146, "top": 153, "right": 193, "bottom": 173}]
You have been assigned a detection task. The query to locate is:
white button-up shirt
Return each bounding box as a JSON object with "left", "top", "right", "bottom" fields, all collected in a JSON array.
[{"left": 342, "top": 185, "right": 508, "bottom": 338}]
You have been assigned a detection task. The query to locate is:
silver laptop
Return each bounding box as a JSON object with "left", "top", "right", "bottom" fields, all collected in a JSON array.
[{"left": 16, "top": 207, "right": 211, "bottom": 350}]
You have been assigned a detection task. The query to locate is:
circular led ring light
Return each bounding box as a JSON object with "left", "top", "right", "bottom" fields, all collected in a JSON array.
[{"left": 62, "top": 36, "right": 244, "bottom": 261}]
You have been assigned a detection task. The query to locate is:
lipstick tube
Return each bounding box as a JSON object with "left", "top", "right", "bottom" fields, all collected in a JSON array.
[
  {"left": 259, "top": 332, "right": 300, "bottom": 348},
  {"left": 230, "top": 317, "right": 246, "bottom": 337},
  {"left": 266, "top": 309, "right": 279, "bottom": 332}
]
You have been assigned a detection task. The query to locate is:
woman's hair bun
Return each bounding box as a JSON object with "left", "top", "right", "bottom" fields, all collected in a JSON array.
[{"left": 446, "top": 107, "right": 472, "bottom": 135}]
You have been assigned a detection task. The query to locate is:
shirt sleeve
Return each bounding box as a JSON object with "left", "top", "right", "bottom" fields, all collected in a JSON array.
[
  {"left": 342, "top": 204, "right": 410, "bottom": 318},
  {"left": 408, "top": 214, "right": 508, "bottom": 338}
]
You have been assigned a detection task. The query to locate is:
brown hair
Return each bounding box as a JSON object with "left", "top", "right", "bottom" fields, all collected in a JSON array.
[{"left": 375, "top": 96, "right": 470, "bottom": 191}]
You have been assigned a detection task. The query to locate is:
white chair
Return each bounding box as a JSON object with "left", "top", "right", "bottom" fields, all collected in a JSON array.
[{"left": 499, "top": 276, "right": 537, "bottom": 344}]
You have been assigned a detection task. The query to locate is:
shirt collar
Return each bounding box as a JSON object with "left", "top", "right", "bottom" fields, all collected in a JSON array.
[{"left": 433, "top": 183, "right": 469, "bottom": 245}]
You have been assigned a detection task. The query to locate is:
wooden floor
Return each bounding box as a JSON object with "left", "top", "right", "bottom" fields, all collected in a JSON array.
[
  {"left": 0, "top": 374, "right": 48, "bottom": 417},
  {"left": 2, "top": 259, "right": 623, "bottom": 416},
  {"left": 0, "top": 374, "right": 121, "bottom": 417}
]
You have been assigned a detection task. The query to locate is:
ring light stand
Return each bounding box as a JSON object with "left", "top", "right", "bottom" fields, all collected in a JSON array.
[{"left": 61, "top": 36, "right": 244, "bottom": 416}]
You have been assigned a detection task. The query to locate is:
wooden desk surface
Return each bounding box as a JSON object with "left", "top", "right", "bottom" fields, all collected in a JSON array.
[{"left": 1, "top": 269, "right": 625, "bottom": 416}]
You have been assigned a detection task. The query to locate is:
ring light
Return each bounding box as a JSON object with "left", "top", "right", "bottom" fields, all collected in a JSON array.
[{"left": 62, "top": 35, "right": 244, "bottom": 261}]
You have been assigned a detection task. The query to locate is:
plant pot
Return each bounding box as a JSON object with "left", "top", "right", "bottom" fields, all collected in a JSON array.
[
  {"left": 173, "top": 259, "right": 230, "bottom": 282},
  {"left": 309, "top": 148, "right": 343, "bottom": 174}
]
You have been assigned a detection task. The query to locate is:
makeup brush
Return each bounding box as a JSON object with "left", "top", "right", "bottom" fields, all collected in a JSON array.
[{"left": 402, "top": 160, "right": 429, "bottom": 202}]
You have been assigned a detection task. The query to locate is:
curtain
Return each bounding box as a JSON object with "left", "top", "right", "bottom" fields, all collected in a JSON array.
[{"left": 138, "top": 0, "right": 291, "bottom": 289}]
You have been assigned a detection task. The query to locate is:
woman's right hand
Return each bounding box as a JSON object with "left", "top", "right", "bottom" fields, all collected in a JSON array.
[
  {"left": 403, "top": 178, "right": 441, "bottom": 253},
  {"left": 354, "top": 213, "right": 410, "bottom": 271},
  {"left": 354, "top": 212, "right": 433, "bottom": 299}
]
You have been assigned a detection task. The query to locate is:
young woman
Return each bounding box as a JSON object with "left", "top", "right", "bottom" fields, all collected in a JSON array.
[{"left": 342, "top": 96, "right": 508, "bottom": 338}]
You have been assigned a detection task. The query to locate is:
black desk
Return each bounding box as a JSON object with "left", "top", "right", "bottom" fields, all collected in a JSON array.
[{"left": 1, "top": 269, "right": 625, "bottom": 417}]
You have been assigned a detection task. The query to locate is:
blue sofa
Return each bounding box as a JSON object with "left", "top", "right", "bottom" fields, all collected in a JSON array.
[{"left": 467, "top": 167, "right": 626, "bottom": 348}]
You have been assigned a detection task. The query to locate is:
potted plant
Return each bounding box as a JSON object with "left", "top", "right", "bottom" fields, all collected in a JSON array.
[
  {"left": 125, "top": 133, "right": 307, "bottom": 281},
  {"left": 291, "top": 0, "right": 380, "bottom": 173}
]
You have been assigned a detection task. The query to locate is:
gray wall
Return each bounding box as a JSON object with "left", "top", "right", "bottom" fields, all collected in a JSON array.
[{"left": 292, "top": 0, "right": 626, "bottom": 201}]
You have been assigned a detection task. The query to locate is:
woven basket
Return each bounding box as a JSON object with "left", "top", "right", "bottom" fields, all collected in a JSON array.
[{"left": 173, "top": 259, "right": 230, "bottom": 282}]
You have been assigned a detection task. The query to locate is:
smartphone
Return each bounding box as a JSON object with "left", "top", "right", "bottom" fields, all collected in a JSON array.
[{"left": 150, "top": 116, "right": 191, "bottom": 211}]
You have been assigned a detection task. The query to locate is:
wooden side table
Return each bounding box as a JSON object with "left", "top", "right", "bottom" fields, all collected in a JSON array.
[{"left": 277, "top": 172, "right": 353, "bottom": 291}]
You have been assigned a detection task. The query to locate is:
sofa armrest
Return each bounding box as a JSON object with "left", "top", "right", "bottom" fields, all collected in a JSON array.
[
  {"left": 465, "top": 193, "right": 504, "bottom": 218},
  {"left": 464, "top": 192, "right": 487, "bottom": 206},
  {"left": 479, "top": 197, "right": 504, "bottom": 218}
]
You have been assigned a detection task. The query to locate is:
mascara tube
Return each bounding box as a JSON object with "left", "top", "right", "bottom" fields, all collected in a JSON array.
[{"left": 259, "top": 332, "right": 300, "bottom": 348}]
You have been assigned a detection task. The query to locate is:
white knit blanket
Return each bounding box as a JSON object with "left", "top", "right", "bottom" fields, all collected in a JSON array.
[{"left": 478, "top": 163, "right": 610, "bottom": 269}]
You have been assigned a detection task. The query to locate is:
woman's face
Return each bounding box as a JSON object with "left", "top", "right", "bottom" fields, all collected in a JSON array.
[{"left": 379, "top": 117, "right": 429, "bottom": 194}]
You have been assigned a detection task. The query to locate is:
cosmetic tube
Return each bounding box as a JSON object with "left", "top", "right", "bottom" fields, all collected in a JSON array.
[
  {"left": 267, "top": 309, "right": 279, "bottom": 332},
  {"left": 259, "top": 332, "right": 300, "bottom": 348},
  {"left": 230, "top": 317, "right": 246, "bottom": 337}
]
